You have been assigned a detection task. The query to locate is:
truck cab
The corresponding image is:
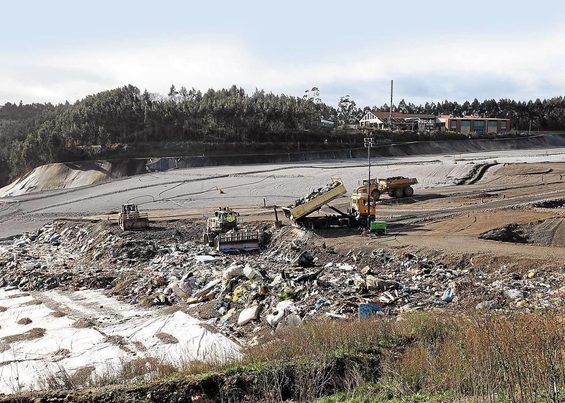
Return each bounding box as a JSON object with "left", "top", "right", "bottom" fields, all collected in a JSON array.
[{"left": 350, "top": 191, "right": 377, "bottom": 225}]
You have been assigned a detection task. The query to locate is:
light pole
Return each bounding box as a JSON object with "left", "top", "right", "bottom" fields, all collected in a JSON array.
[{"left": 363, "top": 137, "right": 375, "bottom": 230}]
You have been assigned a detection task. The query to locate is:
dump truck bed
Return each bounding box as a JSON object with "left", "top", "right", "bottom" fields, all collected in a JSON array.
[
  {"left": 379, "top": 177, "right": 418, "bottom": 188},
  {"left": 282, "top": 180, "right": 347, "bottom": 221}
]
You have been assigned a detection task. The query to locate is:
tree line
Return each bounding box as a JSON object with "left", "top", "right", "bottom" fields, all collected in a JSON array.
[
  {"left": 0, "top": 84, "right": 564, "bottom": 186},
  {"left": 369, "top": 97, "right": 565, "bottom": 131}
]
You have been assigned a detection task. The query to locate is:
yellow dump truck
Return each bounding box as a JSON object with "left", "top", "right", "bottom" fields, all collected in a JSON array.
[
  {"left": 282, "top": 178, "right": 376, "bottom": 229},
  {"left": 358, "top": 176, "right": 418, "bottom": 200}
]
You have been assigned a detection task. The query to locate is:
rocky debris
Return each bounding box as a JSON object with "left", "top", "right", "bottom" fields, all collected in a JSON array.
[
  {"left": 479, "top": 218, "right": 564, "bottom": 247},
  {"left": 1, "top": 220, "right": 564, "bottom": 344},
  {"left": 480, "top": 224, "right": 530, "bottom": 243},
  {"left": 503, "top": 288, "right": 524, "bottom": 300},
  {"left": 533, "top": 199, "right": 565, "bottom": 209},
  {"left": 290, "top": 180, "right": 341, "bottom": 208},
  {"left": 238, "top": 306, "right": 260, "bottom": 326}
]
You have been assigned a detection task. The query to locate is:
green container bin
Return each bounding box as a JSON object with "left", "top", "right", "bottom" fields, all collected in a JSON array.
[{"left": 370, "top": 221, "right": 387, "bottom": 235}]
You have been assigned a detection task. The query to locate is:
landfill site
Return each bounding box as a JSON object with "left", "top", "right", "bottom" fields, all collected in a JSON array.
[{"left": 0, "top": 142, "right": 565, "bottom": 396}]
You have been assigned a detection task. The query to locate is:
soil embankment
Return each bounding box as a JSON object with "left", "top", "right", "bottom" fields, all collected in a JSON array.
[{"left": 1, "top": 134, "right": 564, "bottom": 197}]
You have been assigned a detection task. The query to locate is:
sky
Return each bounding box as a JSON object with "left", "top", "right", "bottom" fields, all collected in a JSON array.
[{"left": 1, "top": 0, "right": 564, "bottom": 107}]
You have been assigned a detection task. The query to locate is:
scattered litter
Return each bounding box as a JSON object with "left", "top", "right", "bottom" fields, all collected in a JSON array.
[
  {"left": 358, "top": 303, "right": 383, "bottom": 319},
  {"left": 0, "top": 220, "right": 563, "bottom": 345}
]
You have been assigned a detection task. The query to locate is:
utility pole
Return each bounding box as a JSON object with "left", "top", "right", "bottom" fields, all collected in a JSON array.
[
  {"left": 364, "top": 137, "right": 375, "bottom": 230},
  {"left": 389, "top": 79, "right": 393, "bottom": 133}
]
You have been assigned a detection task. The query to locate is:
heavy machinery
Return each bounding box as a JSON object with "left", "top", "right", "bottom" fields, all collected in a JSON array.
[
  {"left": 282, "top": 178, "right": 376, "bottom": 229},
  {"left": 118, "top": 203, "right": 149, "bottom": 231},
  {"left": 203, "top": 208, "right": 260, "bottom": 252},
  {"left": 358, "top": 176, "right": 418, "bottom": 200}
]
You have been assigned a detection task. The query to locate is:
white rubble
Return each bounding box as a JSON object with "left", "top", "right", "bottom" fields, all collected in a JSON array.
[{"left": 0, "top": 288, "right": 241, "bottom": 395}]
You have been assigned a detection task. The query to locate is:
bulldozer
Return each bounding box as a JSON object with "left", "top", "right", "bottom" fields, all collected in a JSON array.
[
  {"left": 203, "top": 208, "right": 260, "bottom": 252},
  {"left": 118, "top": 203, "right": 149, "bottom": 231}
]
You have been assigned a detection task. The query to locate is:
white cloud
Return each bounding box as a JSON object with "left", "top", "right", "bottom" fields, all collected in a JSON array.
[{"left": 1, "top": 29, "right": 564, "bottom": 106}]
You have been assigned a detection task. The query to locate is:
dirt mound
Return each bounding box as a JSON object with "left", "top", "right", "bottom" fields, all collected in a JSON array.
[
  {"left": 480, "top": 218, "right": 565, "bottom": 247},
  {"left": 2, "top": 134, "right": 564, "bottom": 197},
  {"left": 0, "top": 160, "right": 148, "bottom": 197},
  {"left": 534, "top": 199, "right": 565, "bottom": 209},
  {"left": 480, "top": 224, "right": 531, "bottom": 243}
]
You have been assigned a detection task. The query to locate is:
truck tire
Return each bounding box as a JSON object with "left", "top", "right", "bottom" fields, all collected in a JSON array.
[
  {"left": 371, "top": 190, "right": 381, "bottom": 201},
  {"left": 403, "top": 186, "right": 414, "bottom": 197},
  {"left": 357, "top": 216, "right": 367, "bottom": 228},
  {"left": 394, "top": 187, "right": 404, "bottom": 198}
]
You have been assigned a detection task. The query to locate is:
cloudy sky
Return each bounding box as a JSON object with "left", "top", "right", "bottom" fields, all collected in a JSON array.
[{"left": 1, "top": 0, "right": 564, "bottom": 107}]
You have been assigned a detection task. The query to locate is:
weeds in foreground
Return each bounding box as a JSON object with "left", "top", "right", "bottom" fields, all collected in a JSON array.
[
  {"left": 381, "top": 312, "right": 565, "bottom": 403},
  {"left": 37, "top": 312, "right": 565, "bottom": 402}
]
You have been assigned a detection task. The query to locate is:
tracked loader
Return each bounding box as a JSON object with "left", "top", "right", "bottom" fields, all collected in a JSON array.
[
  {"left": 203, "top": 208, "right": 260, "bottom": 252},
  {"left": 118, "top": 203, "right": 149, "bottom": 231}
]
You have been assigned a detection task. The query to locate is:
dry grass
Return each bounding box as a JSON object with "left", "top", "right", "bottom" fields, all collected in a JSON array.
[
  {"left": 70, "top": 366, "right": 96, "bottom": 388},
  {"left": 2, "top": 327, "right": 46, "bottom": 343},
  {"left": 380, "top": 312, "right": 565, "bottom": 402},
  {"left": 29, "top": 312, "right": 565, "bottom": 402},
  {"left": 22, "top": 299, "right": 43, "bottom": 306},
  {"left": 120, "top": 357, "right": 177, "bottom": 381},
  {"left": 240, "top": 312, "right": 565, "bottom": 402},
  {"left": 51, "top": 310, "right": 66, "bottom": 318},
  {"left": 16, "top": 317, "right": 32, "bottom": 325},
  {"left": 244, "top": 318, "right": 396, "bottom": 362},
  {"left": 154, "top": 332, "right": 179, "bottom": 344},
  {"left": 72, "top": 319, "right": 95, "bottom": 329},
  {"left": 7, "top": 293, "right": 30, "bottom": 299}
]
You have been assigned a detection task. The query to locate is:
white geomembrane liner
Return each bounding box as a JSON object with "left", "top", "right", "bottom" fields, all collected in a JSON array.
[{"left": 0, "top": 287, "right": 241, "bottom": 394}]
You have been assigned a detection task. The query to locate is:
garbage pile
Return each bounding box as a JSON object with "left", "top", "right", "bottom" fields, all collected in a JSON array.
[
  {"left": 1, "top": 220, "right": 564, "bottom": 344},
  {"left": 291, "top": 180, "right": 341, "bottom": 208}
]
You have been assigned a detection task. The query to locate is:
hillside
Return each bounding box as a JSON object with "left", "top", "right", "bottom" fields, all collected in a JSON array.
[{"left": 1, "top": 85, "right": 565, "bottom": 188}]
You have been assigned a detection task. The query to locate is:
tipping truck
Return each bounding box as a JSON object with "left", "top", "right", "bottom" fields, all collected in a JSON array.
[
  {"left": 282, "top": 178, "right": 376, "bottom": 229},
  {"left": 118, "top": 203, "right": 149, "bottom": 231},
  {"left": 358, "top": 176, "right": 418, "bottom": 201},
  {"left": 203, "top": 208, "right": 260, "bottom": 252}
]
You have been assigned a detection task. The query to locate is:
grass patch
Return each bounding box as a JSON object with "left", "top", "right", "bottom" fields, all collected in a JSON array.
[
  {"left": 318, "top": 382, "right": 450, "bottom": 402},
  {"left": 72, "top": 319, "right": 96, "bottom": 329},
  {"left": 3, "top": 327, "right": 46, "bottom": 343},
  {"left": 8, "top": 312, "right": 565, "bottom": 402},
  {"left": 22, "top": 299, "right": 43, "bottom": 306},
  {"left": 154, "top": 332, "right": 179, "bottom": 344},
  {"left": 51, "top": 310, "right": 66, "bottom": 318},
  {"left": 17, "top": 317, "right": 32, "bottom": 325},
  {"left": 7, "top": 293, "right": 30, "bottom": 299}
]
